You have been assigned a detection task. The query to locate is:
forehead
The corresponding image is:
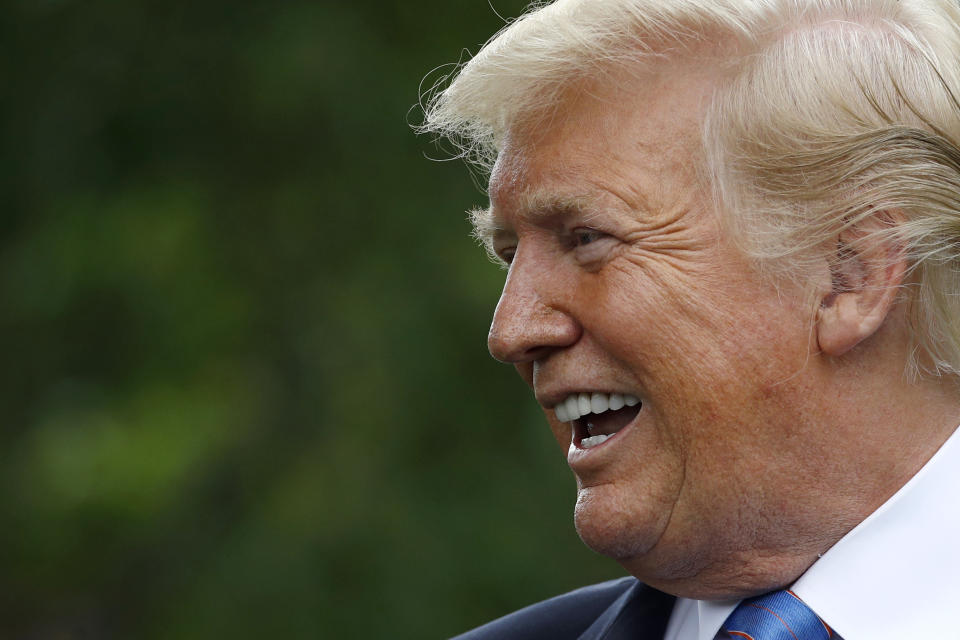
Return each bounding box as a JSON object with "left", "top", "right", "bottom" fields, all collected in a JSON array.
[{"left": 485, "top": 65, "right": 717, "bottom": 229}]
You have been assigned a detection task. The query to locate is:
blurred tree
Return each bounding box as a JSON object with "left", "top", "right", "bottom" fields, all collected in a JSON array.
[{"left": 0, "top": 1, "right": 622, "bottom": 638}]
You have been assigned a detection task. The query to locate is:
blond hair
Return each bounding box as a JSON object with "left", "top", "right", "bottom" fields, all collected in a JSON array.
[{"left": 420, "top": 0, "right": 960, "bottom": 378}]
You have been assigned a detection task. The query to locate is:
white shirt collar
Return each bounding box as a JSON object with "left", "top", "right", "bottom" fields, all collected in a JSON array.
[{"left": 665, "top": 424, "right": 960, "bottom": 640}]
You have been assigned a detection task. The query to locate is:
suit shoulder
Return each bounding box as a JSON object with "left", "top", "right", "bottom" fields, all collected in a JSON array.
[{"left": 450, "top": 577, "right": 638, "bottom": 640}]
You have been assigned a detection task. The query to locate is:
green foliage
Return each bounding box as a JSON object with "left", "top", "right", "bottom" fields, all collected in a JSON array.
[{"left": 1, "top": 1, "right": 622, "bottom": 637}]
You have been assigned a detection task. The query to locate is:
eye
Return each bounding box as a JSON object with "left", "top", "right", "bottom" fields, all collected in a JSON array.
[
  {"left": 570, "top": 227, "right": 614, "bottom": 265},
  {"left": 573, "top": 229, "right": 605, "bottom": 246},
  {"left": 492, "top": 234, "right": 517, "bottom": 266}
]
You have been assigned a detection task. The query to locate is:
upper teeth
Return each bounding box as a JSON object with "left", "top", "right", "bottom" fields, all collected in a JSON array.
[{"left": 554, "top": 392, "right": 640, "bottom": 423}]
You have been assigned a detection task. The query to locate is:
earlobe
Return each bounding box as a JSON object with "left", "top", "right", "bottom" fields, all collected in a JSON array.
[{"left": 815, "top": 217, "right": 908, "bottom": 357}]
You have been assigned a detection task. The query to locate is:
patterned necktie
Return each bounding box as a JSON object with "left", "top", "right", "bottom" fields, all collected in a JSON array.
[{"left": 722, "top": 590, "right": 833, "bottom": 639}]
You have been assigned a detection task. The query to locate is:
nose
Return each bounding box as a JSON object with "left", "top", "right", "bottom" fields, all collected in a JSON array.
[{"left": 487, "top": 252, "right": 580, "bottom": 363}]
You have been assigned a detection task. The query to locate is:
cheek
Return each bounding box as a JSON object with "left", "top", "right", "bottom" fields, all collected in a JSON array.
[{"left": 580, "top": 268, "right": 720, "bottom": 377}]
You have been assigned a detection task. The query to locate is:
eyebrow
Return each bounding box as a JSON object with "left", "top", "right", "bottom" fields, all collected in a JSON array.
[{"left": 469, "top": 206, "right": 500, "bottom": 257}]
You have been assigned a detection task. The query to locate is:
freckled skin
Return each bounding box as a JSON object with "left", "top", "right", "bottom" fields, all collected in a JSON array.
[{"left": 484, "top": 61, "right": 960, "bottom": 599}]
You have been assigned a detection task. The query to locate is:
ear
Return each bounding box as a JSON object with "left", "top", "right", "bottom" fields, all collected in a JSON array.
[{"left": 816, "top": 212, "right": 908, "bottom": 357}]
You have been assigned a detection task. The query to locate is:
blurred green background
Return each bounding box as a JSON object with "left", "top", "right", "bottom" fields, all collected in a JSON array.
[{"left": 2, "top": 1, "right": 622, "bottom": 637}]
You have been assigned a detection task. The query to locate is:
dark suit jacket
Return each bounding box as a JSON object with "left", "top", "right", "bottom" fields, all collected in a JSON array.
[{"left": 451, "top": 578, "right": 676, "bottom": 640}]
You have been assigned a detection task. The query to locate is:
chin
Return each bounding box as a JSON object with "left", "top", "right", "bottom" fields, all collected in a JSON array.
[
  {"left": 576, "top": 497, "right": 818, "bottom": 600},
  {"left": 572, "top": 485, "right": 725, "bottom": 594},
  {"left": 572, "top": 484, "right": 665, "bottom": 561}
]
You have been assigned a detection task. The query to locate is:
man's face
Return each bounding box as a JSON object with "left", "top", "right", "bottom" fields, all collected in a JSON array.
[{"left": 484, "top": 67, "right": 838, "bottom": 597}]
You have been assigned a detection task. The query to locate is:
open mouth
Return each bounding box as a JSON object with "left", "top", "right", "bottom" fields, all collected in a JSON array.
[{"left": 554, "top": 392, "right": 642, "bottom": 449}]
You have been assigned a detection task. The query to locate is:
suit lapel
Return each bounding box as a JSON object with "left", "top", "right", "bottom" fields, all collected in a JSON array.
[{"left": 577, "top": 581, "right": 676, "bottom": 640}]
